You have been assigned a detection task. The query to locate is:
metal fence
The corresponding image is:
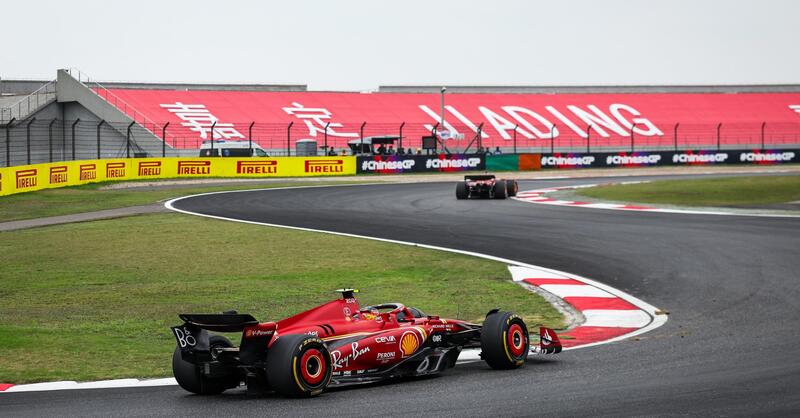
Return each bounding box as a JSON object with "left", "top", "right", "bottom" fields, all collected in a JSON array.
[
  {"left": 2, "top": 117, "right": 799, "bottom": 168},
  {"left": 0, "top": 81, "right": 56, "bottom": 124}
]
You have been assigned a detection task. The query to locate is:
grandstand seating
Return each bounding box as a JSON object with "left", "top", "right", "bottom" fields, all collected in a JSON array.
[{"left": 101, "top": 88, "right": 800, "bottom": 152}]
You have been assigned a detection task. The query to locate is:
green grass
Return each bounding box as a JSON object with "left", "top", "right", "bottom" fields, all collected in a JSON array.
[
  {"left": 0, "top": 213, "right": 563, "bottom": 384},
  {"left": 577, "top": 175, "right": 800, "bottom": 207},
  {"left": 0, "top": 180, "right": 359, "bottom": 222}
]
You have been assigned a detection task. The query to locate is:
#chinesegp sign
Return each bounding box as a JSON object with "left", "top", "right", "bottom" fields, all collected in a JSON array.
[
  {"left": 357, "top": 154, "right": 485, "bottom": 174},
  {"left": 540, "top": 149, "right": 799, "bottom": 169}
]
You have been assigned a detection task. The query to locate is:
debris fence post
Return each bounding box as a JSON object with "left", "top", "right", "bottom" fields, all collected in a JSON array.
[
  {"left": 96, "top": 120, "right": 105, "bottom": 159},
  {"left": 126, "top": 121, "right": 135, "bottom": 158},
  {"left": 162, "top": 122, "right": 170, "bottom": 157},
  {"left": 26, "top": 117, "right": 36, "bottom": 165},
  {"left": 71, "top": 119, "right": 80, "bottom": 160}
]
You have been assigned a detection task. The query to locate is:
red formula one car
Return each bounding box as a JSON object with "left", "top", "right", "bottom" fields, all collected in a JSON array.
[
  {"left": 170, "top": 289, "right": 561, "bottom": 397},
  {"left": 456, "top": 175, "right": 519, "bottom": 199}
]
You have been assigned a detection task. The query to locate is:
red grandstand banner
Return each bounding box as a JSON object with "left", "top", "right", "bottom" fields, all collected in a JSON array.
[{"left": 99, "top": 89, "right": 800, "bottom": 150}]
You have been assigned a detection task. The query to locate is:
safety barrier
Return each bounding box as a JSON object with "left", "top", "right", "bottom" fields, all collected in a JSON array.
[
  {"left": 356, "top": 154, "right": 485, "bottom": 174},
  {"left": 1, "top": 149, "right": 797, "bottom": 196},
  {"left": 484, "top": 154, "right": 542, "bottom": 171},
  {"left": 0, "top": 157, "right": 356, "bottom": 196}
]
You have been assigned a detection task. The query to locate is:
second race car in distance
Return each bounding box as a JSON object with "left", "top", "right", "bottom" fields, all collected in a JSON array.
[
  {"left": 456, "top": 174, "right": 519, "bottom": 199},
  {"left": 170, "top": 289, "right": 561, "bottom": 398}
]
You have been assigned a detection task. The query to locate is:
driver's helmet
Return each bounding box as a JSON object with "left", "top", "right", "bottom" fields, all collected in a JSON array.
[{"left": 360, "top": 307, "right": 380, "bottom": 320}]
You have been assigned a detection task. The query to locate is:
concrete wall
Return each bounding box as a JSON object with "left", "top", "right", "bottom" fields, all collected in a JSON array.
[
  {"left": 1, "top": 77, "right": 306, "bottom": 94},
  {"left": 56, "top": 69, "right": 166, "bottom": 158},
  {"left": 94, "top": 81, "right": 307, "bottom": 92},
  {"left": 0, "top": 79, "right": 50, "bottom": 95}
]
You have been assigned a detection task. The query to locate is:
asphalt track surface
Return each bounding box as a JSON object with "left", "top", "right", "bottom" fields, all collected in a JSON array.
[{"left": 3, "top": 174, "right": 800, "bottom": 417}]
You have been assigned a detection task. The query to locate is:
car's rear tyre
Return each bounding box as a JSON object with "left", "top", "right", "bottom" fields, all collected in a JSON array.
[
  {"left": 506, "top": 180, "right": 518, "bottom": 197},
  {"left": 172, "top": 335, "right": 240, "bottom": 395},
  {"left": 456, "top": 182, "right": 468, "bottom": 199},
  {"left": 267, "top": 334, "right": 332, "bottom": 397},
  {"left": 481, "top": 311, "right": 528, "bottom": 369},
  {"left": 493, "top": 181, "right": 507, "bottom": 199}
]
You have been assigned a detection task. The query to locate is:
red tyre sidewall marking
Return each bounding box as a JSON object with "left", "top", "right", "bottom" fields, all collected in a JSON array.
[
  {"left": 300, "top": 348, "right": 326, "bottom": 386},
  {"left": 507, "top": 323, "right": 526, "bottom": 357}
]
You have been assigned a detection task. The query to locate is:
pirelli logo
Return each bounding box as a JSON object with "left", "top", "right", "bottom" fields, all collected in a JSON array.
[
  {"left": 0, "top": 172, "right": 3, "bottom": 192},
  {"left": 80, "top": 164, "right": 97, "bottom": 181},
  {"left": 237, "top": 160, "right": 277, "bottom": 175},
  {"left": 305, "top": 159, "right": 344, "bottom": 174},
  {"left": 50, "top": 165, "right": 68, "bottom": 184},
  {"left": 16, "top": 169, "right": 37, "bottom": 189},
  {"left": 106, "top": 162, "right": 126, "bottom": 178},
  {"left": 138, "top": 161, "right": 162, "bottom": 176},
  {"left": 177, "top": 160, "right": 211, "bottom": 175}
]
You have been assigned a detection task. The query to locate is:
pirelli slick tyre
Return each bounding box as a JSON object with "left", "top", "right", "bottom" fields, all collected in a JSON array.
[
  {"left": 267, "top": 334, "right": 332, "bottom": 397},
  {"left": 456, "top": 182, "right": 468, "bottom": 199},
  {"left": 493, "top": 181, "right": 508, "bottom": 199},
  {"left": 172, "top": 335, "right": 240, "bottom": 395},
  {"left": 506, "top": 180, "right": 518, "bottom": 197},
  {"left": 481, "top": 311, "right": 529, "bottom": 370}
]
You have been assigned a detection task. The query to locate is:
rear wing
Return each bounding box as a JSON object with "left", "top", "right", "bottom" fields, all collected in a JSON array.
[
  {"left": 171, "top": 312, "right": 265, "bottom": 363},
  {"left": 465, "top": 175, "right": 495, "bottom": 181},
  {"left": 178, "top": 313, "right": 258, "bottom": 332}
]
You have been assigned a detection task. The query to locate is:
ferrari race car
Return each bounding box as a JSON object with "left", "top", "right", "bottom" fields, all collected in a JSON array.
[
  {"left": 456, "top": 175, "right": 519, "bottom": 199},
  {"left": 171, "top": 289, "right": 561, "bottom": 397}
]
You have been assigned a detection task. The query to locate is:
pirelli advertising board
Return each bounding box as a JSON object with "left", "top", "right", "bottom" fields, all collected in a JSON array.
[{"left": 0, "top": 157, "right": 356, "bottom": 196}]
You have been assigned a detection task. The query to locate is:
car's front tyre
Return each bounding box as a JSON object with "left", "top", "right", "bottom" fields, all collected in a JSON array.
[
  {"left": 481, "top": 311, "right": 528, "bottom": 369},
  {"left": 506, "top": 180, "right": 518, "bottom": 197}
]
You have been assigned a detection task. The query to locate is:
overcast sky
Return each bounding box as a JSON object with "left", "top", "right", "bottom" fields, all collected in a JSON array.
[{"left": 2, "top": 0, "right": 798, "bottom": 90}]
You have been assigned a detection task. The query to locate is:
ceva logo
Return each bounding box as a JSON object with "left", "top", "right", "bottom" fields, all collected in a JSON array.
[
  {"left": 305, "top": 159, "right": 343, "bottom": 173},
  {"left": 237, "top": 160, "right": 277, "bottom": 174}
]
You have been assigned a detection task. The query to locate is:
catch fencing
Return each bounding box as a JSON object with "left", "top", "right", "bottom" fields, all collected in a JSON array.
[{"left": 2, "top": 118, "right": 799, "bottom": 168}]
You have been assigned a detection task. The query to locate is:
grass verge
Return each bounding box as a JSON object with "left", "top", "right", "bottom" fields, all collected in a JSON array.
[
  {"left": 0, "top": 213, "right": 563, "bottom": 383},
  {"left": 0, "top": 180, "right": 361, "bottom": 223},
  {"left": 576, "top": 175, "right": 800, "bottom": 207}
]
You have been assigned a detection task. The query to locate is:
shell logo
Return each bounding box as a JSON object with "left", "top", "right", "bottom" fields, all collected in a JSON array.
[{"left": 400, "top": 331, "right": 419, "bottom": 357}]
